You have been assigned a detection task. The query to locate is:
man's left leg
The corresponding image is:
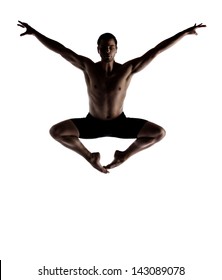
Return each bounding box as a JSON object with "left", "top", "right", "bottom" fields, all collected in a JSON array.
[{"left": 105, "top": 121, "right": 166, "bottom": 169}]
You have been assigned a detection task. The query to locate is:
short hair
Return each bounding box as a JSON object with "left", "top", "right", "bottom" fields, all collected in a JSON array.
[{"left": 97, "top": 33, "right": 117, "bottom": 46}]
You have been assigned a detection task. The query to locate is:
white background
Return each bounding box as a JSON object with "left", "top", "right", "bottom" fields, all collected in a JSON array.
[{"left": 1, "top": 0, "right": 221, "bottom": 279}]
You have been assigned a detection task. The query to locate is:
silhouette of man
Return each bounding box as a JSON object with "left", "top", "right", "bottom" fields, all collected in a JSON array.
[{"left": 18, "top": 21, "right": 206, "bottom": 173}]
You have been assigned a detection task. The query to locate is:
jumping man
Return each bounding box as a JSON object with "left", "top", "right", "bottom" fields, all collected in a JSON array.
[{"left": 18, "top": 21, "right": 206, "bottom": 173}]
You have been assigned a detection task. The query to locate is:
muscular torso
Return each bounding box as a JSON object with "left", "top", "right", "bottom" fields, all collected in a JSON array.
[{"left": 83, "top": 61, "right": 132, "bottom": 120}]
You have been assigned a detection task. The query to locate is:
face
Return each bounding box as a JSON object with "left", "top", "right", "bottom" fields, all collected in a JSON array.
[{"left": 97, "top": 39, "right": 117, "bottom": 63}]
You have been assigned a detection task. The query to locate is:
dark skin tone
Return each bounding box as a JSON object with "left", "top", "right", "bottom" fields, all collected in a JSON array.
[{"left": 18, "top": 21, "right": 206, "bottom": 173}]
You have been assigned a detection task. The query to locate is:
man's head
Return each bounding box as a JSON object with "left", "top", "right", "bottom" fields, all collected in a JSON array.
[
  {"left": 97, "top": 33, "right": 117, "bottom": 63},
  {"left": 97, "top": 33, "right": 117, "bottom": 46}
]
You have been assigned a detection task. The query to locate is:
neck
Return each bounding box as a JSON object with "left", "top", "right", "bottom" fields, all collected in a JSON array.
[{"left": 100, "top": 60, "right": 115, "bottom": 73}]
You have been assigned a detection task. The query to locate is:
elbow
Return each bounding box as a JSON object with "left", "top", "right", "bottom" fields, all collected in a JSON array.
[{"left": 151, "top": 47, "right": 160, "bottom": 57}]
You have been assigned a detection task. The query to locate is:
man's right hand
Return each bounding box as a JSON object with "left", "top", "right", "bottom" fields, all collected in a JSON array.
[{"left": 17, "top": 21, "right": 35, "bottom": 36}]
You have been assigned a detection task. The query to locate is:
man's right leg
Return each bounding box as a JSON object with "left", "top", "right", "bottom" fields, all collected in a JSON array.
[{"left": 49, "top": 120, "right": 109, "bottom": 173}]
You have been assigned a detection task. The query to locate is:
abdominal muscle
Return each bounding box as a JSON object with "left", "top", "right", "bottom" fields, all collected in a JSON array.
[{"left": 88, "top": 88, "right": 126, "bottom": 120}]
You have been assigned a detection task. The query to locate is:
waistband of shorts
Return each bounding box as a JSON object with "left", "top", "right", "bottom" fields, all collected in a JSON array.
[{"left": 86, "top": 112, "right": 126, "bottom": 121}]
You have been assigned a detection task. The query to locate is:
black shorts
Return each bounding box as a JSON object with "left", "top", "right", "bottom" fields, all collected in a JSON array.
[{"left": 71, "top": 112, "right": 147, "bottom": 139}]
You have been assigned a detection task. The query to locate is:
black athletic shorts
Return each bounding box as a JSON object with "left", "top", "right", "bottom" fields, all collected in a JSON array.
[{"left": 71, "top": 112, "right": 147, "bottom": 139}]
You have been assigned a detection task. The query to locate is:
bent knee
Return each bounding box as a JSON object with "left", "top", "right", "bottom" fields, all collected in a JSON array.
[
  {"left": 158, "top": 126, "right": 166, "bottom": 140},
  {"left": 49, "top": 120, "right": 79, "bottom": 139},
  {"left": 49, "top": 123, "right": 65, "bottom": 140},
  {"left": 152, "top": 126, "right": 166, "bottom": 142},
  {"left": 49, "top": 125, "right": 60, "bottom": 139},
  {"left": 138, "top": 122, "right": 166, "bottom": 141}
]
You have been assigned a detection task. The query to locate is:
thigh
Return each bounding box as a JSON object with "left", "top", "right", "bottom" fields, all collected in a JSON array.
[
  {"left": 72, "top": 115, "right": 105, "bottom": 139},
  {"left": 137, "top": 120, "right": 165, "bottom": 138},
  {"left": 50, "top": 119, "right": 80, "bottom": 137},
  {"left": 113, "top": 116, "right": 147, "bottom": 138}
]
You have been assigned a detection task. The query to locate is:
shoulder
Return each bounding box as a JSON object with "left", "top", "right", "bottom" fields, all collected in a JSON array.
[{"left": 114, "top": 61, "right": 122, "bottom": 67}]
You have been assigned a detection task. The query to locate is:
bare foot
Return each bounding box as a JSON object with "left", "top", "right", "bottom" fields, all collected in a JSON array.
[
  {"left": 104, "top": 150, "right": 126, "bottom": 170},
  {"left": 89, "top": 152, "right": 109, "bottom": 174}
]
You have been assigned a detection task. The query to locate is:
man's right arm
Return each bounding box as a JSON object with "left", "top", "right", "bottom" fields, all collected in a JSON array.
[{"left": 17, "top": 21, "right": 91, "bottom": 70}]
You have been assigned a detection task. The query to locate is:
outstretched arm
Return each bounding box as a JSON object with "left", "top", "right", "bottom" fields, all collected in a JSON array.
[
  {"left": 154, "top": 23, "right": 206, "bottom": 53},
  {"left": 130, "top": 23, "right": 206, "bottom": 73},
  {"left": 17, "top": 21, "right": 91, "bottom": 70}
]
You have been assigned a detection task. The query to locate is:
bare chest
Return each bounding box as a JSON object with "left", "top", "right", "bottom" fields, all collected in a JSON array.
[{"left": 94, "top": 74, "right": 124, "bottom": 93}]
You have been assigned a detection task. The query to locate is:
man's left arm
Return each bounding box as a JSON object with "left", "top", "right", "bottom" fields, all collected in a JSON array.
[{"left": 130, "top": 23, "right": 206, "bottom": 73}]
